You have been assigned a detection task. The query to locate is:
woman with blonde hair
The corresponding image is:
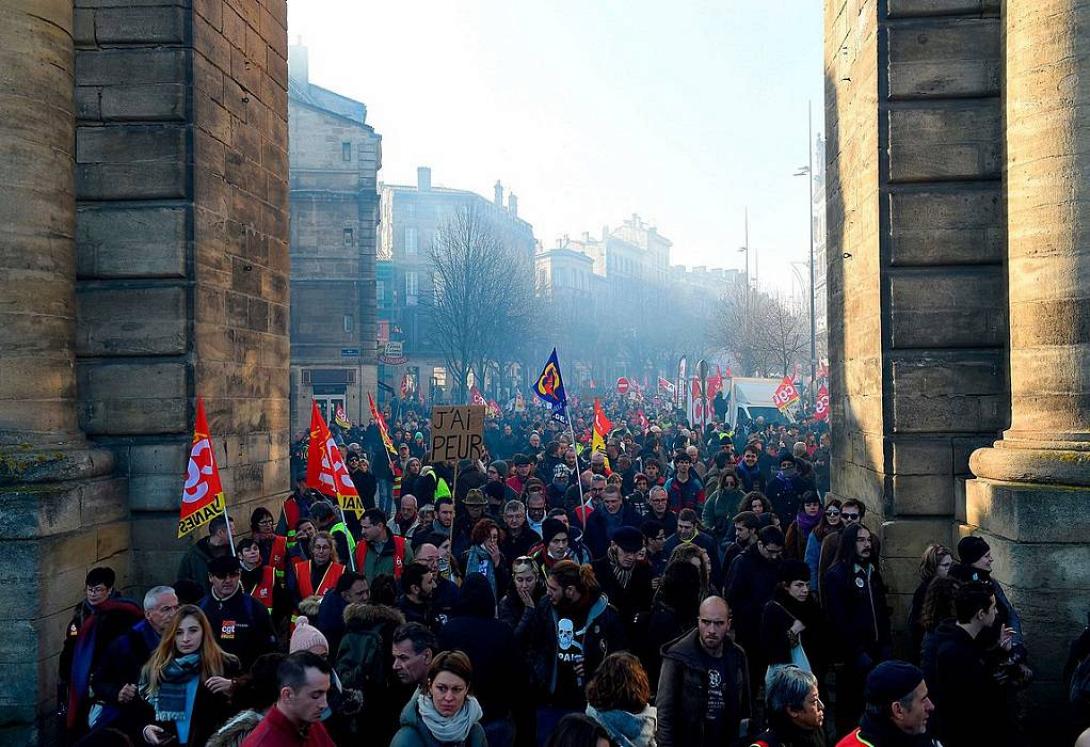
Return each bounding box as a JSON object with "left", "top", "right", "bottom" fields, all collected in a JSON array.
[
  {"left": 139, "top": 604, "right": 240, "bottom": 745},
  {"left": 291, "top": 530, "right": 346, "bottom": 607},
  {"left": 907, "top": 543, "right": 953, "bottom": 659}
]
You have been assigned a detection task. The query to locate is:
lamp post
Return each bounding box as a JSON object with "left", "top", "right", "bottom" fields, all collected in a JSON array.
[
  {"left": 698, "top": 358, "right": 709, "bottom": 438},
  {"left": 794, "top": 101, "right": 818, "bottom": 403}
]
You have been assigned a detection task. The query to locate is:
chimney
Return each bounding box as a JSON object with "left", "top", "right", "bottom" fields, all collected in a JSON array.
[
  {"left": 508, "top": 192, "right": 518, "bottom": 217},
  {"left": 417, "top": 166, "right": 431, "bottom": 192},
  {"left": 494, "top": 180, "right": 503, "bottom": 206},
  {"left": 288, "top": 39, "right": 309, "bottom": 85}
]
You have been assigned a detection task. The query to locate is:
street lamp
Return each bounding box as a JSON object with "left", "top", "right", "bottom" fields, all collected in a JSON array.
[
  {"left": 697, "top": 359, "right": 709, "bottom": 436},
  {"left": 793, "top": 100, "right": 818, "bottom": 403}
]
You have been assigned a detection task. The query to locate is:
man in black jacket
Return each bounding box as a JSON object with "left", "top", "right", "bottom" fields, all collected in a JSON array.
[
  {"left": 822, "top": 522, "right": 892, "bottom": 735},
  {"left": 590, "top": 526, "right": 654, "bottom": 637},
  {"left": 657, "top": 595, "right": 751, "bottom": 746},
  {"left": 198, "top": 555, "right": 278, "bottom": 670},
  {"left": 725, "top": 524, "right": 783, "bottom": 694},
  {"left": 921, "top": 581, "right": 1012, "bottom": 747}
]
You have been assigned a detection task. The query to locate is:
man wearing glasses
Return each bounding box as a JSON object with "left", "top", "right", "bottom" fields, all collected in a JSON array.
[
  {"left": 816, "top": 499, "right": 880, "bottom": 596},
  {"left": 89, "top": 586, "right": 179, "bottom": 733}
]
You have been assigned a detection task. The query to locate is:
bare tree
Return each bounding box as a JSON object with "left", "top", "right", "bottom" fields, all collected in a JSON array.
[
  {"left": 714, "top": 291, "right": 806, "bottom": 377},
  {"left": 426, "top": 204, "right": 538, "bottom": 402}
]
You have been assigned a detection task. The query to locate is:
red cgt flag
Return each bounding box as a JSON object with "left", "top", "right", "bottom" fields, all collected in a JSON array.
[
  {"left": 178, "top": 398, "right": 227, "bottom": 538},
  {"left": 469, "top": 385, "right": 486, "bottom": 406},
  {"left": 815, "top": 384, "right": 830, "bottom": 421},
  {"left": 306, "top": 402, "right": 363, "bottom": 516}
]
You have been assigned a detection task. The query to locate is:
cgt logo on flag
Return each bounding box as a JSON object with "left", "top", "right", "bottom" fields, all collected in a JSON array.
[{"left": 178, "top": 397, "right": 227, "bottom": 538}]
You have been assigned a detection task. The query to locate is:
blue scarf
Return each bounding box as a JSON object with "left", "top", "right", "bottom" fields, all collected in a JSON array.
[
  {"left": 150, "top": 654, "right": 201, "bottom": 724},
  {"left": 586, "top": 705, "right": 657, "bottom": 747}
]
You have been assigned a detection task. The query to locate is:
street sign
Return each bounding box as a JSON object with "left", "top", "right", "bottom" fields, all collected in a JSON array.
[
  {"left": 378, "top": 341, "right": 406, "bottom": 365},
  {"left": 616, "top": 377, "right": 629, "bottom": 395},
  {"left": 340, "top": 348, "right": 360, "bottom": 357},
  {"left": 430, "top": 405, "right": 486, "bottom": 462}
]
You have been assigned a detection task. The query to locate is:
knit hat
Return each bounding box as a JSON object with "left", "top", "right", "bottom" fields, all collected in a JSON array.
[
  {"left": 491, "top": 460, "right": 509, "bottom": 477},
  {"left": 611, "top": 526, "right": 645, "bottom": 553},
  {"left": 958, "top": 535, "right": 990, "bottom": 566},
  {"left": 553, "top": 464, "right": 572, "bottom": 481},
  {"left": 541, "top": 518, "right": 568, "bottom": 545},
  {"left": 864, "top": 660, "right": 924, "bottom": 706},
  {"left": 208, "top": 555, "right": 241, "bottom": 577},
  {"left": 289, "top": 616, "right": 329, "bottom": 654}
]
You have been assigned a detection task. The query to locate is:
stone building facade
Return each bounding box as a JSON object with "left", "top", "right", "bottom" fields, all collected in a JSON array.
[
  {"left": 826, "top": 0, "right": 1090, "bottom": 730},
  {"left": 0, "top": 0, "right": 290, "bottom": 738},
  {"left": 287, "top": 44, "right": 381, "bottom": 434},
  {"left": 376, "top": 168, "right": 535, "bottom": 402}
]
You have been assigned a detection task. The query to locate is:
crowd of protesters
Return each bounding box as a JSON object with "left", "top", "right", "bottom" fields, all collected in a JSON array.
[{"left": 56, "top": 391, "right": 1068, "bottom": 747}]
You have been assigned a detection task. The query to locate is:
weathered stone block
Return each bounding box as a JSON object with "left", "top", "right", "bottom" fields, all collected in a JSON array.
[
  {"left": 887, "top": 19, "right": 1000, "bottom": 98},
  {"left": 887, "top": 267, "right": 1006, "bottom": 348},
  {"left": 891, "top": 473, "right": 955, "bottom": 515},
  {"left": 77, "top": 361, "right": 188, "bottom": 434},
  {"left": 889, "top": 351, "right": 1006, "bottom": 432},
  {"left": 77, "top": 205, "right": 188, "bottom": 279},
  {"left": 888, "top": 188, "right": 1003, "bottom": 265},
  {"left": 880, "top": 518, "right": 956, "bottom": 559},
  {"left": 887, "top": 0, "right": 1000, "bottom": 17},
  {"left": 75, "top": 285, "right": 187, "bottom": 355},
  {"left": 76, "top": 125, "right": 187, "bottom": 200},
  {"left": 94, "top": 6, "right": 185, "bottom": 43},
  {"left": 966, "top": 478, "right": 1090, "bottom": 544},
  {"left": 888, "top": 103, "right": 1001, "bottom": 181},
  {"left": 76, "top": 48, "right": 187, "bottom": 87}
]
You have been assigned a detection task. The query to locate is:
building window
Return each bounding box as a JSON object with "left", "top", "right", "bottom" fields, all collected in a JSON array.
[
  {"left": 405, "top": 227, "right": 418, "bottom": 255},
  {"left": 343, "top": 227, "right": 354, "bottom": 246},
  {"left": 406, "top": 271, "right": 418, "bottom": 304},
  {"left": 376, "top": 280, "right": 385, "bottom": 303},
  {"left": 343, "top": 315, "right": 353, "bottom": 333},
  {"left": 342, "top": 142, "right": 352, "bottom": 161}
]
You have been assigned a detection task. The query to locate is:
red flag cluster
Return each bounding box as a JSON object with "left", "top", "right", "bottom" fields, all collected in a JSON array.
[{"left": 306, "top": 402, "right": 363, "bottom": 516}]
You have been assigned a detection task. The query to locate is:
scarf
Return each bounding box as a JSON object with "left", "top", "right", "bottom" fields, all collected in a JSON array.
[
  {"left": 795, "top": 509, "right": 822, "bottom": 539},
  {"left": 607, "top": 546, "right": 633, "bottom": 589},
  {"left": 151, "top": 653, "right": 201, "bottom": 722},
  {"left": 416, "top": 690, "right": 483, "bottom": 743},
  {"left": 586, "top": 705, "right": 657, "bottom": 747}
]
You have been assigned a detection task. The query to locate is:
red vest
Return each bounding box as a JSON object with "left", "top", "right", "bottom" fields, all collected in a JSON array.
[
  {"left": 834, "top": 729, "right": 877, "bottom": 747},
  {"left": 269, "top": 535, "right": 288, "bottom": 576},
  {"left": 355, "top": 534, "right": 406, "bottom": 579},
  {"left": 249, "top": 566, "right": 276, "bottom": 609},
  {"left": 294, "top": 560, "right": 345, "bottom": 599}
]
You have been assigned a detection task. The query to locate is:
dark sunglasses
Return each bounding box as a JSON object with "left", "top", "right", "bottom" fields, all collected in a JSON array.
[{"left": 825, "top": 508, "right": 841, "bottom": 516}]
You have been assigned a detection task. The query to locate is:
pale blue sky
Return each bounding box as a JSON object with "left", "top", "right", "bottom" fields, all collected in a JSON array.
[{"left": 287, "top": 1, "right": 824, "bottom": 294}]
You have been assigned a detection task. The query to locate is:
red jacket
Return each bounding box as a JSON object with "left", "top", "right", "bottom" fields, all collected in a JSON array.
[{"left": 241, "top": 704, "right": 335, "bottom": 747}]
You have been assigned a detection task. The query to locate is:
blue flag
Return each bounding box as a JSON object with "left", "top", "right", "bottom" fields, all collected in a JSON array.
[{"left": 533, "top": 348, "right": 568, "bottom": 417}]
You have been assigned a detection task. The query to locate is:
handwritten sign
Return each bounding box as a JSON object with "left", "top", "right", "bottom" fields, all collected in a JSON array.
[{"left": 430, "top": 405, "right": 486, "bottom": 462}]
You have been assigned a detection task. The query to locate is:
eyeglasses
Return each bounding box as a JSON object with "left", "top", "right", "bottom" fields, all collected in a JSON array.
[
  {"left": 825, "top": 508, "right": 841, "bottom": 516},
  {"left": 842, "top": 512, "right": 860, "bottom": 521}
]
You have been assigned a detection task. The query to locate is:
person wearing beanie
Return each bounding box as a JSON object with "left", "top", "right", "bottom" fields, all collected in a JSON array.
[
  {"left": 290, "top": 617, "right": 330, "bottom": 655},
  {"left": 950, "top": 535, "right": 1028, "bottom": 665},
  {"left": 835, "top": 660, "right": 938, "bottom": 747},
  {"left": 591, "top": 525, "right": 654, "bottom": 639},
  {"left": 531, "top": 517, "right": 575, "bottom": 572},
  {"left": 762, "top": 560, "right": 828, "bottom": 691}
]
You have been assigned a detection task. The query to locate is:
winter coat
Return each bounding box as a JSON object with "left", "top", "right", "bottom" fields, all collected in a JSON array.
[
  {"left": 586, "top": 704, "right": 658, "bottom": 747},
  {"left": 198, "top": 589, "right": 278, "bottom": 671},
  {"left": 527, "top": 592, "right": 627, "bottom": 699},
  {"left": 138, "top": 657, "right": 243, "bottom": 747},
  {"left": 208, "top": 710, "right": 263, "bottom": 747},
  {"left": 591, "top": 556, "right": 654, "bottom": 634},
  {"left": 638, "top": 602, "right": 695, "bottom": 695},
  {"left": 177, "top": 536, "right": 230, "bottom": 594},
  {"left": 749, "top": 713, "right": 827, "bottom": 747},
  {"left": 655, "top": 628, "right": 752, "bottom": 747},
  {"left": 89, "top": 619, "right": 161, "bottom": 733},
  {"left": 663, "top": 474, "right": 705, "bottom": 512},
  {"left": 390, "top": 691, "right": 487, "bottom": 747},
  {"left": 822, "top": 561, "right": 892, "bottom": 669},
  {"left": 335, "top": 603, "right": 406, "bottom": 745},
  {"left": 237, "top": 705, "right": 335, "bottom": 747},
  {"left": 921, "top": 620, "right": 1011, "bottom": 747},
  {"left": 703, "top": 488, "right": 745, "bottom": 539},
  {"left": 765, "top": 472, "right": 812, "bottom": 524},
  {"left": 725, "top": 545, "right": 781, "bottom": 650},
  {"left": 439, "top": 575, "right": 531, "bottom": 726},
  {"left": 761, "top": 594, "right": 829, "bottom": 673},
  {"left": 462, "top": 544, "right": 509, "bottom": 600},
  {"left": 734, "top": 461, "right": 766, "bottom": 494},
  {"left": 498, "top": 592, "right": 539, "bottom": 646}
]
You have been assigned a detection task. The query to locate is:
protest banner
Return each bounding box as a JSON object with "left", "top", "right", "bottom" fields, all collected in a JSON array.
[{"left": 430, "top": 405, "right": 486, "bottom": 462}]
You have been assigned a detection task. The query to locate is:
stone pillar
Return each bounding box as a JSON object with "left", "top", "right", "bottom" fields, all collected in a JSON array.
[
  {"left": 0, "top": 0, "right": 81, "bottom": 443},
  {"left": 967, "top": 0, "right": 1090, "bottom": 722},
  {"left": 0, "top": 1, "right": 123, "bottom": 739}
]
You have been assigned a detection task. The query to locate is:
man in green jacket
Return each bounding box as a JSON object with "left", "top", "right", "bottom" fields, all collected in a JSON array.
[{"left": 177, "top": 514, "right": 235, "bottom": 593}]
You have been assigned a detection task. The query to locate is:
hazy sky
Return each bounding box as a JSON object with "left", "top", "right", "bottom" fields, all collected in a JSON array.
[{"left": 287, "top": 1, "right": 823, "bottom": 295}]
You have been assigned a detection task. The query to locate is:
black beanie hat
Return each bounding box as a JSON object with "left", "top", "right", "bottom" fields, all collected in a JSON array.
[
  {"left": 864, "top": 660, "right": 924, "bottom": 706},
  {"left": 779, "top": 559, "right": 811, "bottom": 585},
  {"left": 958, "top": 535, "right": 990, "bottom": 566}
]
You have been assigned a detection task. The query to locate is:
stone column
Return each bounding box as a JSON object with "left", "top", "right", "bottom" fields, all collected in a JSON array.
[
  {"left": 0, "top": 0, "right": 82, "bottom": 445},
  {"left": 967, "top": 0, "right": 1090, "bottom": 723},
  {"left": 0, "top": 1, "right": 121, "bottom": 739}
]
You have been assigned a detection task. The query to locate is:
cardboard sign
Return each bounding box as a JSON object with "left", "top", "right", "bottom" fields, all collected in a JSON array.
[{"left": 430, "top": 405, "right": 486, "bottom": 462}]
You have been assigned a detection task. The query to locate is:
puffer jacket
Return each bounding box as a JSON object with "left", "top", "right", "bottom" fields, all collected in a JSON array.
[{"left": 335, "top": 603, "right": 406, "bottom": 744}]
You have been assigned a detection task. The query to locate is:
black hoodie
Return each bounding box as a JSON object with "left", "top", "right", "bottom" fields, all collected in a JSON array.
[{"left": 439, "top": 576, "right": 531, "bottom": 731}]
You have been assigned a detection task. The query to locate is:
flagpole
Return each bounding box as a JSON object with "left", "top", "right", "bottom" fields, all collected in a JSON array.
[
  {"left": 222, "top": 501, "right": 236, "bottom": 557},
  {"left": 338, "top": 502, "right": 357, "bottom": 572},
  {"left": 567, "top": 409, "right": 587, "bottom": 530}
]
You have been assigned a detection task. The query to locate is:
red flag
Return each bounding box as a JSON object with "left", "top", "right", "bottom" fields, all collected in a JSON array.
[
  {"left": 178, "top": 397, "right": 226, "bottom": 538},
  {"left": 815, "top": 384, "right": 830, "bottom": 421},
  {"left": 773, "top": 376, "right": 801, "bottom": 412},
  {"left": 636, "top": 409, "right": 650, "bottom": 432},
  {"left": 307, "top": 402, "right": 363, "bottom": 516},
  {"left": 592, "top": 398, "right": 613, "bottom": 452},
  {"left": 368, "top": 393, "right": 397, "bottom": 458},
  {"left": 469, "top": 385, "right": 486, "bottom": 406},
  {"left": 658, "top": 376, "right": 675, "bottom": 394}
]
